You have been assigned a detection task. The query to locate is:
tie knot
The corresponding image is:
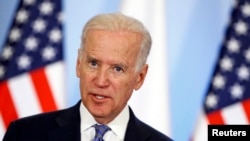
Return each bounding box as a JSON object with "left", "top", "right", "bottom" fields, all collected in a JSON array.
[{"left": 93, "top": 124, "right": 110, "bottom": 141}]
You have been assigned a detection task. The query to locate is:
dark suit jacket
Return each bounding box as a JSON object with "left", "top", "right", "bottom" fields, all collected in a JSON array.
[{"left": 3, "top": 101, "right": 173, "bottom": 141}]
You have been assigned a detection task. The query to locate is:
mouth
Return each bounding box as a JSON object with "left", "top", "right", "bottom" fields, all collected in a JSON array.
[
  {"left": 95, "top": 95, "right": 105, "bottom": 99},
  {"left": 91, "top": 93, "right": 110, "bottom": 102}
]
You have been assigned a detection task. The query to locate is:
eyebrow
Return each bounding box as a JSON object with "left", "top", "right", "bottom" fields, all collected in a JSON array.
[
  {"left": 86, "top": 55, "right": 95, "bottom": 60},
  {"left": 86, "top": 54, "right": 129, "bottom": 70}
]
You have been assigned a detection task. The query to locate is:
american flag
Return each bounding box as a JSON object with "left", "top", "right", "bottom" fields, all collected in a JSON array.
[
  {"left": 191, "top": 0, "right": 250, "bottom": 140},
  {"left": 0, "top": 0, "right": 65, "bottom": 139}
]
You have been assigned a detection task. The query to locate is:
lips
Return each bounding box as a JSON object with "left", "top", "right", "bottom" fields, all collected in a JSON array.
[
  {"left": 95, "top": 95, "right": 105, "bottom": 99},
  {"left": 91, "top": 93, "right": 110, "bottom": 102}
]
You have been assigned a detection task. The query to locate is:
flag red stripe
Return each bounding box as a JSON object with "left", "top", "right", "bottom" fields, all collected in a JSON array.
[
  {"left": 30, "top": 68, "right": 57, "bottom": 112},
  {"left": 0, "top": 81, "right": 18, "bottom": 128},
  {"left": 242, "top": 99, "right": 250, "bottom": 123},
  {"left": 207, "top": 110, "right": 224, "bottom": 124}
]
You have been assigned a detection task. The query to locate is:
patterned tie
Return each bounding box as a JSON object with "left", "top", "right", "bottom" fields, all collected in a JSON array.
[{"left": 93, "top": 124, "right": 111, "bottom": 141}]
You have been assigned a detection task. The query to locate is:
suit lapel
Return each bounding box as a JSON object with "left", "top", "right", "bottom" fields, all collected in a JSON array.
[
  {"left": 124, "top": 108, "right": 151, "bottom": 141},
  {"left": 48, "top": 125, "right": 80, "bottom": 141},
  {"left": 48, "top": 101, "right": 81, "bottom": 141},
  {"left": 46, "top": 102, "right": 152, "bottom": 141}
]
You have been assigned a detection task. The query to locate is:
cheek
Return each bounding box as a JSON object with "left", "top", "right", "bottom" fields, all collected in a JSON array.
[
  {"left": 79, "top": 72, "right": 94, "bottom": 84},
  {"left": 114, "top": 78, "right": 136, "bottom": 98},
  {"left": 79, "top": 72, "right": 93, "bottom": 99},
  {"left": 77, "top": 63, "right": 91, "bottom": 78},
  {"left": 124, "top": 76, "right": 139, "bottom": 90},
  {"left": 78, "top": 69, "right": 94, "bottom": 90}
]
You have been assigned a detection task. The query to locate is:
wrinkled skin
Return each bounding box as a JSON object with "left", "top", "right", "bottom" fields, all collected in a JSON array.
[{"left": 76, "top": 29, "right": 148, "bottom": 124}]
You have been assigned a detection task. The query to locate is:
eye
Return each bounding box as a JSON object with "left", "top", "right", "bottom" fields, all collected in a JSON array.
[
  {"left": 112, "top": 65, "right": 125, "bottom": 74},
  {"left": 114, "top": 66, "right": 124, "bottom": 72},
  {"left": 89, "top": 60, "right": 98, "bottom": 68}
]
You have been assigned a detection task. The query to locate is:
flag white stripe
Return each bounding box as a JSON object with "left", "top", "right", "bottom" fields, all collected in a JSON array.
[
  {"left": 192, "top": 102, "right": 249, "bottom": 141},
  {"left": 45, "top": 61, "right": 66, "bottom": 109},
  {"left": 8, "top": 74, "right": 42, "bottom": 117},
  {"left": 192, "top": 112, "right": 208, "bottom": 141},
  {"left": 0, "top": 115, "right": 5, "bottom": 140},
  {"left": 222, "top": 102, "right": 248, "bottom": 124},
  {"left": 120, "top": 0, "right": 171, "bottom": 135}
]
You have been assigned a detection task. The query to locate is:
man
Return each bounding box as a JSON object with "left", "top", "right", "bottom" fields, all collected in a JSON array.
[{"left": 3, "top": 12, "right": 173, "bottom": 141}]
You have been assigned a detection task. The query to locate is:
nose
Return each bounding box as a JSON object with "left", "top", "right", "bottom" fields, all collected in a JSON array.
[{"left": 94, "top": 67, "right": 110, "bottom": 88}]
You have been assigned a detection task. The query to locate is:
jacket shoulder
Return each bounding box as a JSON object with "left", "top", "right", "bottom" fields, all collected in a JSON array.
[
  {"left": 3, "top": 101, "right": 81, "bottom": 141},
  {"left": 137, "top": 119, "right": 173, "bottom": 141},
  {"left": 126, "top": 108, "right": 174, "bottom": 141}
]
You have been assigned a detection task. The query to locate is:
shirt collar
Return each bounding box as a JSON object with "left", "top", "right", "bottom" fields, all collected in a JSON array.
[{"left": 80, "top": 102, "right": 129, "bottom": 140}]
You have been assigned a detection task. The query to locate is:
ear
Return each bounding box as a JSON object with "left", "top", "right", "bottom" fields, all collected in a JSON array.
[
  {"left": 76, "top": 49, "right": 81, "bottom": 78},
  {"left": 134, "top": 64, "right": 148, "bottom": 90}
]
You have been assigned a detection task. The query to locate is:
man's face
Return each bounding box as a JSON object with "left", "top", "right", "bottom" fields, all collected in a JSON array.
[{"left": 76, "top": 29, "right": 148, "bottom": 124}]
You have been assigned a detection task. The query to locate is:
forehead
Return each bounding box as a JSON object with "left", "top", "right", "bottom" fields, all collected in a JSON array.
[
  {"left": 83, "top": 29, "right": 142, "bottom": 65},
  {"left": 84, "top": 29, "right": 142, "bottom": 52},
  {"left": 86, "top": 29, "right": 142, "bottom": 42}
]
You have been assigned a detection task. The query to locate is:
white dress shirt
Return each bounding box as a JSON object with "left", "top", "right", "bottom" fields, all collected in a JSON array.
[{"left": 80, "top": 102, "right": 129, "bottom": 141}]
